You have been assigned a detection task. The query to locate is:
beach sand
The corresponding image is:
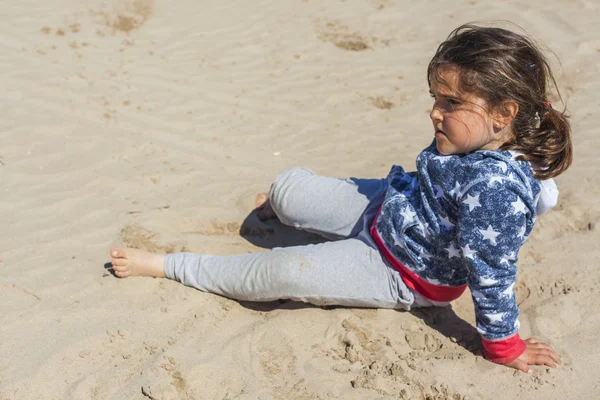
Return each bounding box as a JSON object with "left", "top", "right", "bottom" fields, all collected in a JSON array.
[{"left": 1, "top": 0, "right": 599, "bottom": 398}]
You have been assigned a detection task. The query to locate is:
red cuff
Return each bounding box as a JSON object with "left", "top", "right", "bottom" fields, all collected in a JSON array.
[{"left": 482, "top": 333, "right": 526, "bottom": 364}]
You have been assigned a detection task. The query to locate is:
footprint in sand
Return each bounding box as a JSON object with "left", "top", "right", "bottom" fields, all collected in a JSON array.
[
  {"left": 324, "top": 317, "right": 471, "bottom": 398},
  {"left": 91, "top": 0, "right": 154, "bottom": 35},
  {"left": 330, "top": 318, "right": 419, "bottom": 396},
  {"left": 317, "top": 20, "right": 372, "bottom": 51},
  {"left": 140, "top": 356, "right": 188, "bottom": 400},
  {"left": 316, "top": 19, "right": 392, "bottom": 51},
  {"left": 404, "top": 329, "right": 443, "bottom": 354}
]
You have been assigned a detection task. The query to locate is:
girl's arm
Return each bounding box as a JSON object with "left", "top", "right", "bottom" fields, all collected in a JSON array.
[{"left": 455, "top": 178, "right": 561, "bottom": 372}]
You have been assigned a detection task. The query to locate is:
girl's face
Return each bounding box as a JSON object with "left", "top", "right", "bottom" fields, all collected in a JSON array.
[{"left": 429, "top": 66, "right": 506, "bottom": 155}]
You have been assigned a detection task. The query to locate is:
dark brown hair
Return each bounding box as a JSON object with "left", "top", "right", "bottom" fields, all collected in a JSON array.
[{"left": 427, "top": 24, "right": 572, "bottom": 179}]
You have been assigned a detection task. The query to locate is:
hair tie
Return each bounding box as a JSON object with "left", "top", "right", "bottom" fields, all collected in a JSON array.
[{"left": 535, "top": 102, "right": 553, "bottom": 124}]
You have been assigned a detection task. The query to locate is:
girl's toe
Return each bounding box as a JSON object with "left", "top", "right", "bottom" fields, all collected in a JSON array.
[
  {"left": 112, "top": 258, "right": 127, "bottom": 267},
  {"left": 115, "top": 270, "right": 130, "bottom": 278},
  {"left": 111, "top": 247, "right": 125, "bottom": 258}
]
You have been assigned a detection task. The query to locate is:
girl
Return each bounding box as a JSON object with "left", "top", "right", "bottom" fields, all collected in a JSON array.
[{"left": 110, "top": 24, "right": 571, "bottom": 373}]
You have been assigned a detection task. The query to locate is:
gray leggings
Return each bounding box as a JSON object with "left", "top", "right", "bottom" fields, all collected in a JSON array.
[{"left": 164, "top": 167, "right": 419, "bottom": 309}]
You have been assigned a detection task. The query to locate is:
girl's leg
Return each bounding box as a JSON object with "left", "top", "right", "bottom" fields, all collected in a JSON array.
[
  {"left": 267, "top": 167, "right": 387, "bottom": 240},
  {"left": 164, "top": 238, "right": 414, "bottom": 309}
]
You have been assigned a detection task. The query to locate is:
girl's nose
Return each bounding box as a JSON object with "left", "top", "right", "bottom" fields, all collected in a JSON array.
[{"left": 430, "top": 106, "right": 443, "bottom": 123}]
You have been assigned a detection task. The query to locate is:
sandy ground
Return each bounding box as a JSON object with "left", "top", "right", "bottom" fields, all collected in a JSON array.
[{"left": 1, "top": 0, "right": 599, "bottom": 399}]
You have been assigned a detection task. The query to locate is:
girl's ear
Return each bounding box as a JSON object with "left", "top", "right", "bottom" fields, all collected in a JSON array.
[{"left": 492, "top": 100, "right": 519, "bottom": 130}]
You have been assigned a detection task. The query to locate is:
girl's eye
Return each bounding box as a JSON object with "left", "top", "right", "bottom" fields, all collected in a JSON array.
[{"left": 430, "top": 93, "right": 460, "bottom": 106}]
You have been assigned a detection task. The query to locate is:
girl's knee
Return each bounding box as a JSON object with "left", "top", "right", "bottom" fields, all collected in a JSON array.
[{"left": 269, "top": 167, "right": 314, "bottom": 223}]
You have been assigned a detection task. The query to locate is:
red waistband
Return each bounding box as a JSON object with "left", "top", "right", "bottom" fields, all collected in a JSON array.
[{"left": 370, "top": 210, "right": 467, "bottom": 303}]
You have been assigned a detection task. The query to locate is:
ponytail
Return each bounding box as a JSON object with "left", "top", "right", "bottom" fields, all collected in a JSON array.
[{"left": 503, "top": 103, "right": 573, "bottom": 180}]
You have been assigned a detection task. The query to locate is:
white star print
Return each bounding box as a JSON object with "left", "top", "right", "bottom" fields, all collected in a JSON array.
[
  {"left": 495, "top": 161, "right": 508, "bottom": 173},
  {"left": 400, "top": 207, "right": 416, "bottom": 224},
  {"left": 501, "top": 282, "right": 515, "bottom": 296},
  {"left": 462, "top": 194, "right": 481, "bottom": 212},
  {"left": 500, "top": 252, "right": 517, "bottom": 265},
  {"left": 392, "top": 233, "right": 403, "bottom": 248},
  {"left": 461, "top": 244, "right": 477, "bottom": 259},
  {"left": 517, "top": 225, "right": 526, "bottom": 239},
  {"left": 514, "top": 320, "right": 520, "bottom": 330},
  {"left": 479, "top": 276, "right": 498, "bottom": 287},
  {"left": 448, "top": 181, "right": 461, "bottom": 199},
  {"left": 511, "top": 198, "right": 527, "bottom": 215},
  {"left": 445, "top": 243, "right": 461, "bottom": 259},
  {"left": 426, "top": 277, "right": 441, "bottom": 285},
  {"left": 419, "top": 249, "right": 432, "bottom": 261},
  {"left": 479, "top": 225, "right": 500, "bottom": 245},
  {"left": 433, "top": 185, "right": 444, "bottom": 199},
  {"left": 434, "top": 155, "right": 451, "bottom": 165},
  {"left": 472, "top": 290, "right": 485, "bottom": 299},
  {"left": 487, "top": 176, "right": 503, "bottom": 187},
  {"left": 485, "top": 312, "right": 506, "bottom": 325},
  {"left": 440, "top": 216, "right": 454, "bottom": 229}
]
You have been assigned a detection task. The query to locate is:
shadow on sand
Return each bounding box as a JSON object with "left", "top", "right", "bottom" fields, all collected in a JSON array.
[{"left": 237, "top": 208, "right": 328, "bottom": 249}]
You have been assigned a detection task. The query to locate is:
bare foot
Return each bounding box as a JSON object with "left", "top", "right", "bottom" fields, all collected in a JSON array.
[
  {"left": 255, "top": 192, "right": 277, "bottom": 221},
  {"left": 110, "top": 247, "right": 166, "bottom": 278}
]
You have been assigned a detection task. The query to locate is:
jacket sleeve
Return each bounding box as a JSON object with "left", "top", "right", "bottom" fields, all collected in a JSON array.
[{"left": 456, "top": 178, "right": 532, "bottom": 364}]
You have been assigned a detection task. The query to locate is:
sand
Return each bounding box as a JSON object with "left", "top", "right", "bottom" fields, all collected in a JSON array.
[{"left": 1, "top": 0, "right": 599, "bottom": 399}]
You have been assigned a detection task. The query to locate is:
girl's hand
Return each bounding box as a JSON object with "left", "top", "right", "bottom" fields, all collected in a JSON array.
[{"left": 505, "top": 338, "right": 561, "bottom": 373}]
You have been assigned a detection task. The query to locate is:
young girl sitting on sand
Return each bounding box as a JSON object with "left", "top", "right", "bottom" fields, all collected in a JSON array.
[{"left": 110, "top": 24, "right": 571, "bottom": 373}]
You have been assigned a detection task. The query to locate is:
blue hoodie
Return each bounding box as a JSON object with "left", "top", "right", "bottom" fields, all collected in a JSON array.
[{"left": 371, "top": 140, "right": 558, "bottom": 363}]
